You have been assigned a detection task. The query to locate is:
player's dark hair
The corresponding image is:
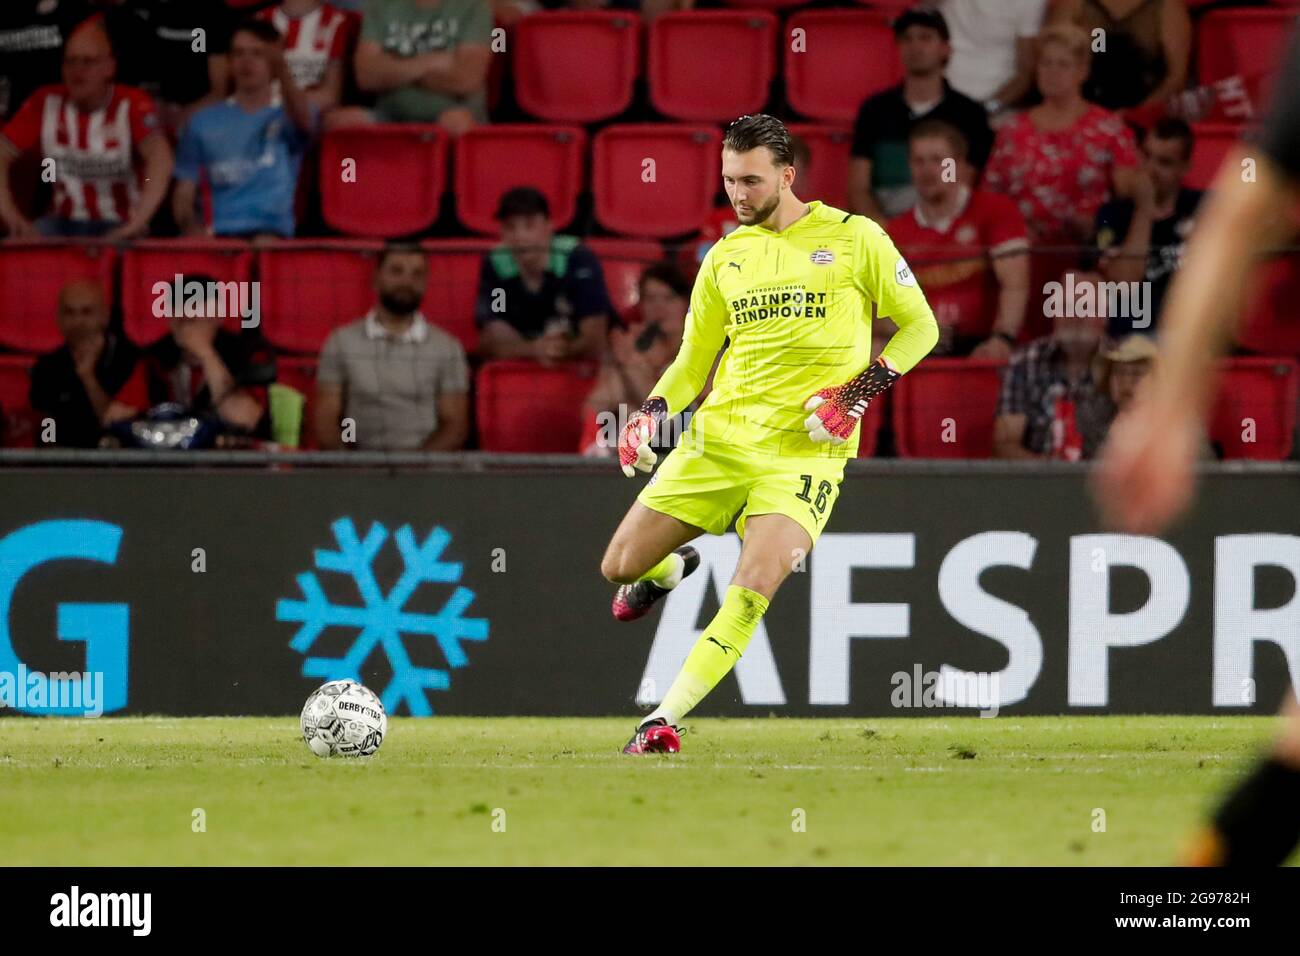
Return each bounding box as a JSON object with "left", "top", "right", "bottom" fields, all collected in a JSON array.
[
  {"left": 1147, "top": 116, "right": 1195, "bottom": 161},
  {"left": 638, "top": 262, "right": 690, "bottom": 300},
  {"left": 232, "top": 18, "right": 282, "bottom": 46},
  {"left": 908, "top": 119, "right": 969, "bottom": 162},
  {"left": 723, "top": 114, "right": 795, "bottom": 167},
  {"left": 376, "top": 243, "right": 424, "bottom": 270}
]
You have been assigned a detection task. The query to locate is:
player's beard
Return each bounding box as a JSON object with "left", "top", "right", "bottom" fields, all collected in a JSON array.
[{"left": 736, "top": 191, "right": 780, "bottom": 226}]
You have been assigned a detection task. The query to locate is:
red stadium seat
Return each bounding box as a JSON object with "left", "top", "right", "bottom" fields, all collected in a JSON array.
[
  {"left": 476, "top": 359, "right": 599, "bottom": 452},
  {"left": 0, "top": 243, "right": 115, "bottom": 353},
  {"left": 320, "top": 125, "right": 447, "bottom": 238},
  {"left": 1209, "top": 358, "right": 1299, "bottom": 460},
  {"left": 787, "top": 124, "right": 853, "bottom": 209},
  {"left": 275, "top": 356, "right": 319, "bottom": 450},
  {"left": 258, "top": 240, "right": 384, "bottom": 353},
  {"left": 1196, "top": 8, "right": 1297, "bottom": 92},
  {"left": 784, "top": 11, "right": 901, "bottom": 124},
  {"left": 0, "top": 354, "right": 36, "bottom": 448},
  {"left": 592, "top": 124, "right": 723, "bottom": 238},
  {"left": 719, "top": 0, "right": 806, "bottom": 8},
  {"left": 453, "top": 125, "right": 586, "bottom": 235},
  {"left": 1185, "top": 123, "right": 1242, "bottom": 190},
  {"left": 120, "top": 240, "right": 254, "bottom": 346},
  {"left": 422, "top": 239, "right": 498, "bottom": 356},
  {"left": 1238, "top": 255, "right": 1300, "bottom": 359},
  {"left": 513, "top": 11, "right": 640, "bottom": 122},
  {"left": 892, "top": 358, "right": 1006, "bottom": 458},
  {"left": 585, "top": 238, "right": 665, "bottom": 322},
  {"left": 648, "top": 11, "right": 777, "bottom": 122}
]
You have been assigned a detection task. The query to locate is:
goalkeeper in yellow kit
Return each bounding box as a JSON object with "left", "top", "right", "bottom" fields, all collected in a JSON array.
[{"left": 599, "top": 114, "right": 939, "bottom": 754}]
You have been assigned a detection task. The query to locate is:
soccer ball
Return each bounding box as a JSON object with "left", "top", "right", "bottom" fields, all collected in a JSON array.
[{"left": 300, "top": 680, "right": 387, "bottom": 758}]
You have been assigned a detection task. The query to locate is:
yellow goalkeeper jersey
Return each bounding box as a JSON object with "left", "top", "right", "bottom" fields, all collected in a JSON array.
[{"left": 650, "top": 200, "right": 938, "bottom": 459}]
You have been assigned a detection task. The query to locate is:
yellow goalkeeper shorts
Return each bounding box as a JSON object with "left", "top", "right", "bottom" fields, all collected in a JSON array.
[{"left": 636, "top": 439, "right": 846, "bottom": 545}]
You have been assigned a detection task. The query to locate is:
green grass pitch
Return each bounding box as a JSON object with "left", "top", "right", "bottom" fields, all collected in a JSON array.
[{"left": 1, "top": 716, "right": 1292, "bottom": 866}]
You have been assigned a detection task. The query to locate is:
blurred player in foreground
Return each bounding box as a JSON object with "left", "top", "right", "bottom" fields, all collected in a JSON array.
[
  {"left": 1094, "top": 27, "right": 1300, "bottom": 866},
  {"left": 600, "top": 114, "right": 938, "bottom": 754}
]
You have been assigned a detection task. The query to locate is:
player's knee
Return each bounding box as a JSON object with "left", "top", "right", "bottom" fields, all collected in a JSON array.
[
  {"left": 730, "top": 567, "right": 781, "bottom": 600},
  {"left": 600, "top": 550, "right": 638, "bottom": 585}
]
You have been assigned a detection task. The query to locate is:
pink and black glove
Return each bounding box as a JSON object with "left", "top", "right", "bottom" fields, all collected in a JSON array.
[
  {"left": 619, "top": 397, "right": 668, "bottom": 476},
  {"left": 803, "top": 357, "right": 901, "bottom": 445}
]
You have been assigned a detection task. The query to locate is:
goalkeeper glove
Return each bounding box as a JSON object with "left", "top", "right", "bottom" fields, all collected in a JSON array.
[
  {"left": 803, "top": 357, "right": 900, "bottom": 445},
  {"left": 619, "top": 397, "right": 668, "bottom": 477}
]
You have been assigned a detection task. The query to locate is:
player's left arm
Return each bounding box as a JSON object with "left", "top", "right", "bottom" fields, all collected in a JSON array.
[{"left": 804, "top": 221, "right": 938, "bottom": 444}]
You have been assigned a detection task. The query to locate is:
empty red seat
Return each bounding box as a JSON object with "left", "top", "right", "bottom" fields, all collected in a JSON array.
[
  {"left": 0, "top": 243, "right": 115, "bottom": 352},
  {"left": 0, "top": 355, "right": 36, "bottom": 448},
  {"left": 648, "top": 11, "right": 776, "bottom": 122},
  {"left": 592, "top": 124, "right": 722, "bottom": 238},
  {"left": 320, "top": 125, "right": 447, "bottom": 238},
  {"left": 422, "top": 239, "right": 497, "bottom": 356},
  {"left": 120, "top": 240, "right": 254, "bottom": 345},
  {"left": 1210, "top": 357, "right": 1299, "bottom": 460},
  {"left": 476, "top": 359, "right": 598, "bottom": 452},
  {"left": 1186, "top": 123, "right": 1242, "bottom": 190},
  {"left": 275, "top": 356, "right": 319, "bottom": 450},
  {"left": 892, "top": 358, "right": 1006, "bottom": 458},
  {"left": 1238, "top": 255, "right": 1300, "bottom": 359},
  {"left": 513, "top": 11, "right": 640, "bottom": 122},
  {"left": 257, "top": 240, "right": 383, "bottom": 353},
  {"left": 453, "top": 125, "right": 586, "bottom": 235},
  {"left": 787, "top": 124, "right": 853, "bottom": 209},
  {"left": 784, "top": 11, "right": 901, "bottom": 124},
  {"left": 1197, "top": 8, "right": 1297, "bottom": 91},
  {"left": 585, "top": 238, "right": 665, "bottom": 322}
]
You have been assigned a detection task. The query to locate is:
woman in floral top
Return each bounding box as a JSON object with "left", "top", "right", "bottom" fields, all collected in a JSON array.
[{"left": 985, "top": 24, "right": 1143, "bottom": 338}]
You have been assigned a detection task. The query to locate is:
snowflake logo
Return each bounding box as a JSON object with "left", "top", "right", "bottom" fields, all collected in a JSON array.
[{"left": 276, "top": 518, "right": 488, "bottom": 716}]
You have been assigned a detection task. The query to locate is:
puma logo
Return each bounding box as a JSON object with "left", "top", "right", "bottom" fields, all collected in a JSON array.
[
  {"left": 706, "top": 636, "right": 734, "bottom": 656},
  {"left": 727, "top": 261, "right": 742, "bottom": 272}
]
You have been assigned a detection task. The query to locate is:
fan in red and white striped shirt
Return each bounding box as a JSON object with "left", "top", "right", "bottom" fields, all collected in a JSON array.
[
  {"left": 258, "top": 0, "right": 357, "bottom": 109},
  {"left": 0, "top": 19, "right": 172, "bottom": 239}
]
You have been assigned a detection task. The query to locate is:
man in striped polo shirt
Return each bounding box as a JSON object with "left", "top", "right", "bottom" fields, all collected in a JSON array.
[{"left": 0, "top": 19, "right": 173, "bottom": 239}]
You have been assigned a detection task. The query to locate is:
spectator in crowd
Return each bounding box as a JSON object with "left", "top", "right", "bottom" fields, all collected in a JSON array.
[
  {"left": 1048, "top": 0, "right": 1191, "bottom": 113},
  {"left": 941, "top": 0, "right": 1048, "bottom": 114},
  {"left": 99, "top": 0, "right": 234, "bottom": 136},
  {"left": 140, "top": 274, "right": 275, "bottom": 438},
  {"left": 887, "top": 120, "right": 1030, "bottom": 358},
  {"left": 29, "top": 279, "right": 145, "bottom": 449},
  {"left": 314, "top": 245, "right": 470, "bottom": 451},
  {"left": 0, "top": 20, "right": 172, "bottom": 238},
  {"left": 331, "top": 0, "right": 492, "bottom": 135},
  {"left": 1093, "top": 117, "right": 1202, "bottom": 338},
  {"left": 172, "top": 19, "right": 316, "bottom": 240},
  {"left": 581, "top": 262, "right": 716, "bottom": 456},
  {"left": 475, "top": 187, "right": 614, "bottom": 365},
  {"left": 984, "top": 23, "right": 1142, "bottom": 339},
  {"left": 257, "top": 0, "right": 357, "bottom": 113},
  {"left": 0, "top": 0, "right": 96, "bottom": 120},
  {"left": 1079, "top": 332, "right": 1159, "bottom": 459},
  {"left": 993, "top": 270, "right": 1110, "bottom": 460},
  {"left": 849, "top": 7, "right": 993, "bottom": 223}
]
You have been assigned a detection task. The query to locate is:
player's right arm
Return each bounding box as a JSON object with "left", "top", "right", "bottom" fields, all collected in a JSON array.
[
  {"left": 1094, "top": 25, "right": 1300, "bottom": 533},
  {"left": 618, "top": 246, "right": 728, "bottom": 476}
]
